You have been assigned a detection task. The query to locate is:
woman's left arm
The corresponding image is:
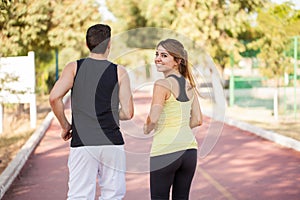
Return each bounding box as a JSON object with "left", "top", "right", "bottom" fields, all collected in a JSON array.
[
  {"left": 144, "top": 80, "right": 169, "bottom": 134},
  {"left": 190, "top": 89, "right": 203, "bottom": 128}
]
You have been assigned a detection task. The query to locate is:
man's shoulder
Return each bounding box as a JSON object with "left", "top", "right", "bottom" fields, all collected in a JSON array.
[
  {"left": 116, "top": 64, "right": 128, "bottom": 73},
  {"left": 65, "top": 61, "right": 77, "bottom": 69}
]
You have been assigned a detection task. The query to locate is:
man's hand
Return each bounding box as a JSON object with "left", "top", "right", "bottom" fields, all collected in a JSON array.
[{"left": 61, "top": 126, "right": 72, "bottom": 141}]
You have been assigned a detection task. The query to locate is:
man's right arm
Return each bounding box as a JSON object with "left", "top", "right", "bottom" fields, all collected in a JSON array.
[
  {"left": 117, "top": 65, "right": 134, "bottom": 120},
  {"left": 49, "top": 61, "right": 76, "bottom": 140}
]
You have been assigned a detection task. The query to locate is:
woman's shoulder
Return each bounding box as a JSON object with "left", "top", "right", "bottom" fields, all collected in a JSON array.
[{"left": 154, "top": 78, "right": 171, "bottom": 91}]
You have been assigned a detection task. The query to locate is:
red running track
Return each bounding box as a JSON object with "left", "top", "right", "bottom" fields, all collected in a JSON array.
[{"left": 3, "top": 90, "right": 300, "bottom": 200}]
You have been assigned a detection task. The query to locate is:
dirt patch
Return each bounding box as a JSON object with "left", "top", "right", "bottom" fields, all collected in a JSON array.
[
  {"left": 0, "top": 95, "right": 51, "bottom": 175},
  {"left": 225, "top": 104, "right": 300, "bottom": 141}
]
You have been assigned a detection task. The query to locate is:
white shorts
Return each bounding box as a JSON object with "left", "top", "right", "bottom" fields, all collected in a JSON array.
[{"left": 67, "top": 145, "right": 126, "bottom": 200}]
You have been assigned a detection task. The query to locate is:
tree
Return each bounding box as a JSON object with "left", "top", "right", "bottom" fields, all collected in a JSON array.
[
  {"left": 248, "top": 2, "right": 300, "bottom": 84},
  {"left": 0, "top": 0, "right": 101, "bottom": 93},
  {"left": 106, "top": 0, "right": 267, "bottom": 75},
  {"left": 48, "top": 0, "right": 101, "bottom": 54},
  {"left": 0, "top": 0, "right": 52, "bottom": 56},
  {"left": 246, "top": 2, "right": 300, "bottom": 117}
]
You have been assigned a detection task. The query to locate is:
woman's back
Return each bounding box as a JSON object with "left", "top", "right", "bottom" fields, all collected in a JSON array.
[{"left": 150, "top": 75, "right": 198, "bottom": 157}]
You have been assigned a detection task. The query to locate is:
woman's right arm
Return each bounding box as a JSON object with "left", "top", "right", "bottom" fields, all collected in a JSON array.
[
  {"left": 190, "top": 89, "right": 203, "bottom": 128},
  {"left": 144, "top": 79, "right": 169, "bottom": 134}
]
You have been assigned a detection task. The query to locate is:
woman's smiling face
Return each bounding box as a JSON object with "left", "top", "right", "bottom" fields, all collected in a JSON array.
[{"left": 154, "top": 45, "right": 178, "bottom": 73}]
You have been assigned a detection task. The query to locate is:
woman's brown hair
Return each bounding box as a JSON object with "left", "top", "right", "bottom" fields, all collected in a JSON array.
[{"left": 156, "top": 39, "right": 196, "bottom": 88}]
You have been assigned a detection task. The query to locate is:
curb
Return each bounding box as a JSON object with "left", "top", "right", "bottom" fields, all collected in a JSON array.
[
  {"left": 203, "top": 109, "right": 300, "bottom": 152},
  {"left": 224, "top": 117, "right": 300, "bottom": 152},
  {"left": 0, "top": 112, "right": 54, "bottom": 199},
  {"left": 0, "top": 95, "right": 69, "bottom": 199}
]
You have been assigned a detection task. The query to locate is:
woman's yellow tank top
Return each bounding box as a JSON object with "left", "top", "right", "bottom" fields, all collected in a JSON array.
[{"left": 150, "top": 93, "right": 198, "bottom": 157}]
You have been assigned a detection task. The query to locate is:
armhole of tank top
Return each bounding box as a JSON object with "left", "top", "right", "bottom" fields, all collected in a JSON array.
[
  {"left": 167, "top": 75, "right": 184, "bottom": 100},
  {"left": 165, "top": 77, "right": 174, "bottom": 100},
  {"left": 114, "top": 63, "right": 118, "bottom": 80},
  {"left": 114, "top": 63, "right": 120, "bottom": 86},
  {"left": 167, "top": 75, "right": 192, "bottom": 102},
  {"left": 191, "top": 90, "right": 195, "bottom": 101},
  {"left": 165, "top": 77, "right": 173, "bottom": 91},
  {"left": 187, "top": 87, "right": 196, "bottom": 103},
  {"left": 74, "top": 59, "right": 84, "bottom": 82}
]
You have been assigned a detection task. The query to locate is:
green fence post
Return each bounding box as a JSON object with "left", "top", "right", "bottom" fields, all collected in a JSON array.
[
  {"left": 55, "top": 49, "right": 59, "bottom": 81},
  {"left": 229, "top": 52, "right": 235, "bottom": 107},
  {"left": 293, "top": 36, "right": 298, "bottom": 119},
  {"left": 283, "top": 50, "right": 287, "bottom": 115},
  {"left": 283, "top": 72, "right": 288, "bottom": 114}
]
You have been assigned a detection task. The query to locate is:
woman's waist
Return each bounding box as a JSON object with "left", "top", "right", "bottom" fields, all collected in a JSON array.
[
  {"left": 150, "top": 141, "right": 198, "bottom": 157},
  {"left": 153, "top": 128, "right": 195, "bottom": 142},
  {"left": 156, "top": 123, "right": 191, "bottom": 134}
]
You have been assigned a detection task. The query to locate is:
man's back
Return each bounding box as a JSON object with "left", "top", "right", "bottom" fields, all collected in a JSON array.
[
  {"left": 71, "top": 58, "right": 124, "bottom": 147},
  {"left": 49, "top": 24, "right": 133, "bottom": 200}
]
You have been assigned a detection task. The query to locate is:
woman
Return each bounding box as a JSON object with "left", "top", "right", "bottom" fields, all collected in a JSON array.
[{"left": 144, "top": 39, "right": 203, "bottom": 200}]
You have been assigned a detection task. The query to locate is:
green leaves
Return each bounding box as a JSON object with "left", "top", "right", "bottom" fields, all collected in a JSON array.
[
  {"left": 107, "top": 0, "right": 266, "bottom": 71},
  {"left": 0, "top": 0, "right": 101, "bottom": 94},
  {"left": 0, "top": 0, "right": 101, "bottom": 57},
  {"left": 106, "top": 0, "right": 300, "bottom": 84},
  {"left": 48, "top": 0, "right": 100, "bottom": 49},
  {"left": 250, "top": 2, "right": 300, "bottom": 80},
  {"left": 0, "top": 0, "right": 52, "bottom": 56}
]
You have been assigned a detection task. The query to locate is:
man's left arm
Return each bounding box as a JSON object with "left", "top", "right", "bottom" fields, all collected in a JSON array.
[{"left": 118, "top": 65, "right": 134, "bottom": 120}]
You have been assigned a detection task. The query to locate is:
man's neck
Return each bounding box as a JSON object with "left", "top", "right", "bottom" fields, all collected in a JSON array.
[{"left": 89, "top": 52, "right": 108, "bottom": 60}]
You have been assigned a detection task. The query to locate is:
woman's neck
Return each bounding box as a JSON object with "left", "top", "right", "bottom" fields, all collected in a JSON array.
[{"left": 163, "top": 69, "right": 181, "bottom": 78}]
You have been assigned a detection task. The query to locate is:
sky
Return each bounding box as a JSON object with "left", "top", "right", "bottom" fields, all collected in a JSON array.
[
  {"left": 272, "top": 0, "right": 300, "bottom": 8},
  {"left": 97, "top": 0, "right": 115, "bottom": 21}
]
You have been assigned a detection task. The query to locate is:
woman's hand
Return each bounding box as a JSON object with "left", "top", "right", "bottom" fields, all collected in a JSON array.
[{"left": 144, "top": 116, "right": 154, "bottom": 135}]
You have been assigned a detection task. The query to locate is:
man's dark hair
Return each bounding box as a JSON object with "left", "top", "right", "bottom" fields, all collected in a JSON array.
[{"left": 86, "top": 24, "right": 111, "bottom": 54}]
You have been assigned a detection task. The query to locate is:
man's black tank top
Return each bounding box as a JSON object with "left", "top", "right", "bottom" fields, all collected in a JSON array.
[{"left": 70, "top": 58, "right": 124, "bottom": 147}]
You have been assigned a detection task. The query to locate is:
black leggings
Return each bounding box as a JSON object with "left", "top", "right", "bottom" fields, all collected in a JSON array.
[{"left": 150, "top": 149, "right": 197, "bottom": 200}]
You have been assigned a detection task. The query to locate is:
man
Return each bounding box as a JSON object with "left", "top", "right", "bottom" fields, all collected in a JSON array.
[{"left": 49, "top": 24, "right": 134, "bottom": 200}]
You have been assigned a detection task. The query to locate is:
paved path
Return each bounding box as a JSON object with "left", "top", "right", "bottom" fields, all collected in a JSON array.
[{"left": 2, "top": 91, "right": 300, "bottom": 200}]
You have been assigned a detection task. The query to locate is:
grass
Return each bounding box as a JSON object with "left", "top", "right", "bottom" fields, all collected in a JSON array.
[
  {"left": 0, "top": 95, "right": 51, "bottom": 175},
  {"left": 225, "top": 104, "right": 300, "bottom": 141},
  {"left": 0, "top": 131, "right": 33, "bottom": 174}
]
